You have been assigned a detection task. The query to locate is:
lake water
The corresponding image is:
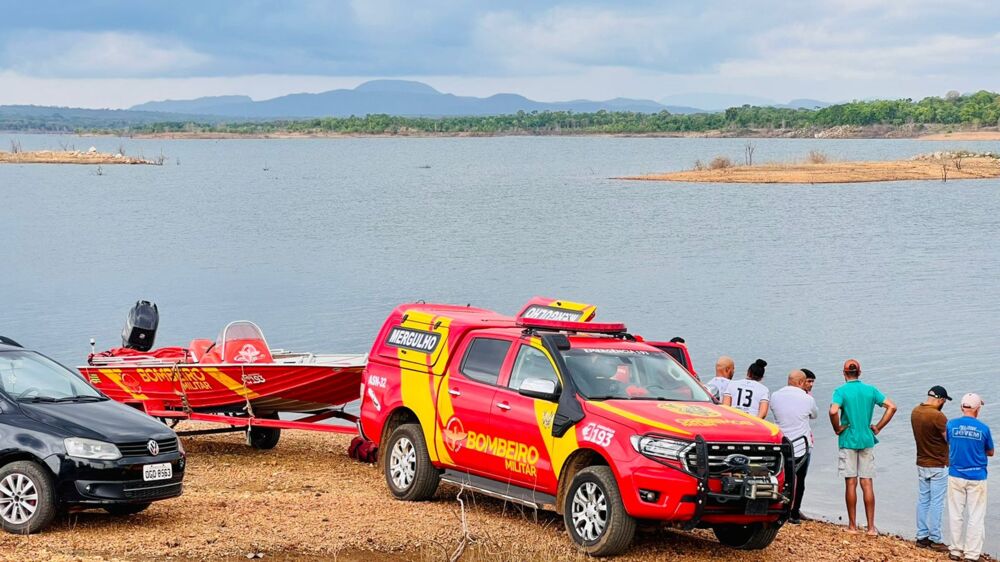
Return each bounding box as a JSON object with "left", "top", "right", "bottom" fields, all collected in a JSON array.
[{"left": 2, "top": 133, "right": 998, "bottom": 553}]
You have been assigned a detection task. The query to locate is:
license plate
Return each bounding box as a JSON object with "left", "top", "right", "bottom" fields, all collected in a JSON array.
[{"left": 143, "top": 463, "right": 172, "bottom": 482}]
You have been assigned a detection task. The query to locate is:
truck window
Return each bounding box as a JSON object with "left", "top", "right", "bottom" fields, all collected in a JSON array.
[
  {"left": 508, "top": 345, "right": 559, "bottom": 391},
  {"left": 459, "top": 338, "right": 511, "bottom": 385}
]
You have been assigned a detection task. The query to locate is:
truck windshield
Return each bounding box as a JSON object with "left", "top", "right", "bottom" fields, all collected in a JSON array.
[
  {"left": 562, "top": 348, "right": 711, "bottom": 402},
  {"left": 0, "top": 350, "right": 105, "bottom": 402}
]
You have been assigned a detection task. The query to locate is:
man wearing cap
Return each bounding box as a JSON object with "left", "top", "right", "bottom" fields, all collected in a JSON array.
[
  {"left": 770, "top": 369, "right": 818, "bottom": 524},
  {"left": 910, "top": 385, "right": 952, "bottom": 552},
  {"left": 946, "top": 393, "right": 994, "bottom": 562},
  {"left": 829, "top": 359, "right": 897, "bottom": 535}
]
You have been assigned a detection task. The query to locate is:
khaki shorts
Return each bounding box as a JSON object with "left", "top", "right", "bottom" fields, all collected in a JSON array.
[{"left": 838, "top": 448, "right": 876, "bottom": 479}]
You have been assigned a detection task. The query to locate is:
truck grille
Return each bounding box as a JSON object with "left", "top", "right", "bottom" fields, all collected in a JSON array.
[
  {"left": 117, "top": 438, "right": 179, "bottom": 457},
  {"left": 684, "top": 443, "right": 784, "bottom": 476}
]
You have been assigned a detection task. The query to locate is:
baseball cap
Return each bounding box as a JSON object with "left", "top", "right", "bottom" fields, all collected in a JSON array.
[
  {"left": 928, "top": 385, "right": 952, "bottom": 401},
  {"left": 961, "top": 393, "right": 985, "bottom": 409},
  {"left": 843, "top": 359, "right": 861, "bottom": 375}
]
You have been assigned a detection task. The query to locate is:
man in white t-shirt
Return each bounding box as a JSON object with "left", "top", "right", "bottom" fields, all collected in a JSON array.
[
  {"left": 704, "top": 355, "right": 735, "bottom": 401},
  {"left": 723, "top": 358, "right": 769, "bottom": 418},
  {"left": 770, "top": 369, "right": 819, "bottom": 524}
]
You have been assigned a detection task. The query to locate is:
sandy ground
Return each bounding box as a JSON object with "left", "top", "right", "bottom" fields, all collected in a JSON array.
[
  {"left": 917, "top": 131, "right": 1000, "bottom": 141},
  {"left": 621, "top": 157, "right": 1000, "bottom": 184},
  {"left": 0, "top": 150, "right": 158, "bottom": 164},
  {"left": 0, "top": 426, "right": 982, "bottom": 562}
]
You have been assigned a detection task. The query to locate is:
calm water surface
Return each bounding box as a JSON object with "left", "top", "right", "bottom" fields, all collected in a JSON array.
[{"left": 2, "top": 134, "right": 998, "bottom": 552}]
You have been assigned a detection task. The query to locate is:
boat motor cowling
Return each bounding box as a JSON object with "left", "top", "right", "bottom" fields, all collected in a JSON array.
[{"left": 122, "top": 300, "right": 159, "bottom": 351}]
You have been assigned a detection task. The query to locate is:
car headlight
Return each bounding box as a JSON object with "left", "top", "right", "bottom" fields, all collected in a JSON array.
[
  {"left": 630, "top": 435, "right": 691, "bottom": 461},
  {"left": 64, "top": 438, "right": 122, "bottom": 460}
]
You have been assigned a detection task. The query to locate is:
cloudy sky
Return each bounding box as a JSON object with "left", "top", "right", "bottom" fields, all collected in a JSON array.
[{"left": 2, "top": 0, "right": 999, "bottom": 108}]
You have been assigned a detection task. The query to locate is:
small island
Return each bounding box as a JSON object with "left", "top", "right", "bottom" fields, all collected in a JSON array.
[
  {"left": 0, "top": 147, "right": 162, "bottom": 165},
  {"left": 621, "top": 151, "right": 1000, "bottom": 184}
]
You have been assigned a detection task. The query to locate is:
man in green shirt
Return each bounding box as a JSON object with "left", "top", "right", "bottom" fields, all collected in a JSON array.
[{"left": 829, "top": 359, "right": 898, "bottom": 535}]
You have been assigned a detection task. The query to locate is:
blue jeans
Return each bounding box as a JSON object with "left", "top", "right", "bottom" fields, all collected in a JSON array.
[{"left": 917, "top": 466, "right": 948, "bottom": 542}]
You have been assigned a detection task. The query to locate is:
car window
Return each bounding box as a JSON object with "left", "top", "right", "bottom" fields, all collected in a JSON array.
[
  {"left": 509, "top": 345, "right": 559, "bottom": 391},
  {"left": 562, "top": 347, "right": 711, "bottom": 402},
  {"left": 459, "top": 338, "right": 511, "bottom": 385},
  {"left": 0, "top": 350, "right": 103, "bottom": 400}
]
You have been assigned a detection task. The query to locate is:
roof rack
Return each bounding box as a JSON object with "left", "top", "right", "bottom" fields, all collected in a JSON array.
[
  {"left": 517, "top": 317, "right": 627, "bottom": 335},
  {"left": 0, "top": 336, "right": 23, "bottom": 348}
]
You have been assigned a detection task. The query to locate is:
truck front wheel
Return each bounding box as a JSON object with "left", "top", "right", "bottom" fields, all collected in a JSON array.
[
  {"left": 563, "top": 466, "right": 636, "bottom": 556},
  {"left": 713, "top": 522, "right": 780, "bottom": 549},
  {"left": 383, "top": 424, "right": 439, "bottom": 501}
]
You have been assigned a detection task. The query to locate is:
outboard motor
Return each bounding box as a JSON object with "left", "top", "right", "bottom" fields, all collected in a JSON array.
[{"left": 122, "top": 300, "right": 159, "bottom": 351}]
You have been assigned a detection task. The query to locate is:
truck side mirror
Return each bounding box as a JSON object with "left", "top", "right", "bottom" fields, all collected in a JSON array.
[{"left": 518, "top": 378, "right": 560, "bottom": 401}]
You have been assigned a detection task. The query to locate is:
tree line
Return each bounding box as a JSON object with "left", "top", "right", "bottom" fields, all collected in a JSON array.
[{"left": 6, "top": 91, "right": 1000, "bottom": 135}]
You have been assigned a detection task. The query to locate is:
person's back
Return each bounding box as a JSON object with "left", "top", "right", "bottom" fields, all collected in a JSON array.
[
  {"left": 909, "top": 386, "right": 951, "bottom": 551},
  {"left": 947, "top": 413, "right": 993, "bottom": 481},
  {"left": 726, "top": 379, "right": 769, "bottom": 416},
  {"left": 945, "top": 393, "right": 994, "bottom": 562},
  {"left": 771, "top": 381, "right": 817, "bottom": 457},
  {"left": 833, "top": 378, "right": 885, "bottom": 450}
]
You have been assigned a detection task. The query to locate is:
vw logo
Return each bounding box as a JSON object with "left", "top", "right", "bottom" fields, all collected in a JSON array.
[
  {"left": 147, "top": 440, "right": 160, "bottom": 456},
  {"left": 724, "top": 454, "right": 751, "bottom": 468}
]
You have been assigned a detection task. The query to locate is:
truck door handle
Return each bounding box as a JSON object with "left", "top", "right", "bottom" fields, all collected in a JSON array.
[
  {"left": 496, "top": 402, "right": 511, "bottom": 411},
  {"left": 448, "top": 388, "right": 461, "bottom": 397}
]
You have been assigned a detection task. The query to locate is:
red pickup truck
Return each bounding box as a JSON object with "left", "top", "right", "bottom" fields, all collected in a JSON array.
[{"left": 359, "top": 298, "right": 792, "bottom": 556}]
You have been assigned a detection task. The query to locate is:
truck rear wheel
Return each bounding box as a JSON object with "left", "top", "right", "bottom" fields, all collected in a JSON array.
[
  {"left": 0, "top": 461, "right": 57, "bottom": 535},
  {"left": 384, "top": 424, "right": 439, "bottom": 501},
  {"left": 563, "top": 466, "right": 636, "bottom": 556},
  {"left": 247, "top": 426, "right": 281, "bottom": 449},
  {"left": 713, "top": 522, "right": 780, "bottom": 550}
]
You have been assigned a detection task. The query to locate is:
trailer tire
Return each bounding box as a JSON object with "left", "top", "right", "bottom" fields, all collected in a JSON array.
[
  {"left": 384, "top": 424, "right": 439, "bottom": 501},
  {"left": 0, "top": 461, "right": 57, "bottom": 535},
  {"left": 104, "top": 503, "right": 151, "bottom": 516},
  {"left": 563, "top": 466, "right": 636, "bottom": 556},
  {"left": 247, "top": 426, "right": 281, "bottom": 450},
  {"left": 713, "top": 522, "right": 780, "bottom": 550}
]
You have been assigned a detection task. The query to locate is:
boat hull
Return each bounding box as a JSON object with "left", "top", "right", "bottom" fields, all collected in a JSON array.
[{"left": 79, "top": 362, "right": 364, "bottom": 413}]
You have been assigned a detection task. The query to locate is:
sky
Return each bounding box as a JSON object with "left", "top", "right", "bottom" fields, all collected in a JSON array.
[{"left": 1, "top": 0, "right": 999, "bottom": 109}]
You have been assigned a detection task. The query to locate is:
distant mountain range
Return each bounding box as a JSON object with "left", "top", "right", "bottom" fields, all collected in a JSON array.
[
  {"left": 129, "top": 80, "right": 709, "bottom": 118},
  {"left": 659, "top": 92, "right": 832, "bottom": 112}
]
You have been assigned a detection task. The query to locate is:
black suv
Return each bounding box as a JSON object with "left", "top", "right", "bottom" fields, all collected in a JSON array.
[{"left": 0, "top": 338, "right": 185, "bottom": 533}]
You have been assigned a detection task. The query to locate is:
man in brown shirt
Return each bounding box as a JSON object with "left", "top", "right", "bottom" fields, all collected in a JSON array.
[{"left": 911, "top": 385, "right": 952, "bottom": 551}]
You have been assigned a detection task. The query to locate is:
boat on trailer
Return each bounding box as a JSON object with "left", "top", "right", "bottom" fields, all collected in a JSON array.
[{"left": 79, "top": 301, "right": 366, "bottom": 449}]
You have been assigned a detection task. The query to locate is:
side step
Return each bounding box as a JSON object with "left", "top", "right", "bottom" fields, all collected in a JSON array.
[{"left": 440, "top": 470, "right": 558, "bottom": 511}]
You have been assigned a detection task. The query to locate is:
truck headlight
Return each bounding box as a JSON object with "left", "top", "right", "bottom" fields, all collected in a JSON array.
[
  {"left": 64, "top": 438, "right": 122, "bottom": 460},
  {"left": 630, "top": 435, "right": 691, "bottom": 461}
]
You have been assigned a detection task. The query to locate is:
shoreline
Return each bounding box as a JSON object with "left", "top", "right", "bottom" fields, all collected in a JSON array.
[
  {"left": 4, "top": 124, "right": 1000, "bottom": 140},
  {"left": 621, "top": 155, "right": 1000, "bottom": 184},
  {"left": 0, "top": 149, "right": 161, "bottom": 165},
  {"left": 0, "top": 428, "right": 990, "bottom": 561}
]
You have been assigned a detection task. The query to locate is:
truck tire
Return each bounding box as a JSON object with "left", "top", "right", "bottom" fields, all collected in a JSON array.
[
  {"left": 0, "top": 461, "right": 57, "bottom": 535},
  {"left": 383, "top": 424, "right": 439, "bottom": 501},
  {"left": 563, "top": 466, "right": 636, "bottom": 556},
  {"left": 104, "top": 503, "right": 151, "bottom": 516},
  {"left": 713, "top": 522, "right": 780, "bottom": 550}
]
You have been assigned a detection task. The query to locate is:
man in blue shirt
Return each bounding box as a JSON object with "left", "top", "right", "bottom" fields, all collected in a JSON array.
[{"left": 946, "top": 393, "right": 994, "bottom": 562}]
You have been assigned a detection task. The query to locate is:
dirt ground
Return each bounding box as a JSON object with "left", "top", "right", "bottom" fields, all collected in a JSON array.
[
  {"left": 0, "top": 427, "right": 982, "bottom": 561},
  {"left": 0, "top": 150, "right": 157, "bottom": 165},
  {"left": 917, "top": 131, "right": 1000, "bottom": 141},
  {"left": 621, "top": 157, "right": 1000, "bottom": 184}
]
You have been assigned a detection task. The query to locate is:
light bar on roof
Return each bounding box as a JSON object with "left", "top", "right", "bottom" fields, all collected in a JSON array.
[{"left": 516, "top": 297, "right": 597, "bottom": 322}]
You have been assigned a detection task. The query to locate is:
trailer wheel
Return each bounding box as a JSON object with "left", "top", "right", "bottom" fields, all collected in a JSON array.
[
  {"left": 713, "top": 522, "right": 780, "bottom": 550},
  {"left": 104, "top": 503, "right": 151, "bottom": 516},
  {"left": 0, "top": 461, "right": 57, "bottom": 535},
  {"left": 247, "top": 426, "right": 281, "bottom": 449},
  {"left": 384, "top": 424, "right": 439, "bottom": 501},
  {"left": 563, "top": 466, "right": 636, "bottom": 556}
]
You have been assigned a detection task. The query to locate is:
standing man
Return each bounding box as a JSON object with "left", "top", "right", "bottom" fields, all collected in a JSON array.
[
  {"left": 770, "top": 369, "right": 818, "bottom": 524},
  {"left": 724, "top": 359, "right": 769, "bottom": 418},
  {"left": 705, "top": 355, "right": 735, "bottom": 402},
  {"left": 829, "top": 359, "right": 897, "bottom": 535},
  {"left": 947, "top": 393, "right": 993, "bottom": 562},
  {"left": 802, "top": 368, "right": 816, "bottom": 394},
  {"left": 911, "top": 385, "right": 952, "bottom": 552}
]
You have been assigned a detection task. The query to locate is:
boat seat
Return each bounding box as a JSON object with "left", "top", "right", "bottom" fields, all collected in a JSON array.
[
  {"left": 224, "top": 339, "right": 273, "bottom": 364},
  {"left": 189, "top": 339, "right": 214, "bottom": 362}
]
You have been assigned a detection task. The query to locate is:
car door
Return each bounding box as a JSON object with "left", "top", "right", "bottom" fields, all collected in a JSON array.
[
  {"left": 488, "top": 342, "right": 562, "bottom": 491},
  {"left": 435, "top": 336, "right": 514, "bottom": 478}
]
